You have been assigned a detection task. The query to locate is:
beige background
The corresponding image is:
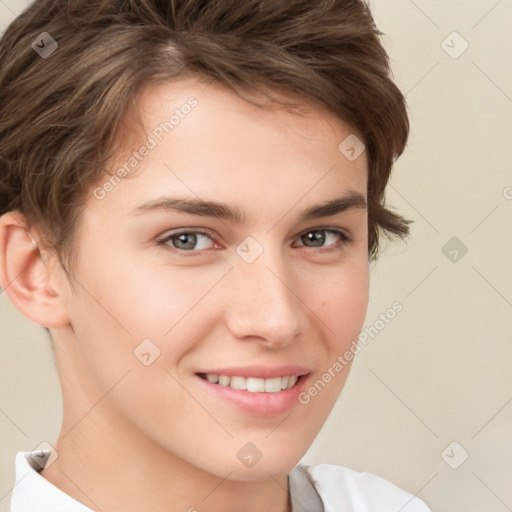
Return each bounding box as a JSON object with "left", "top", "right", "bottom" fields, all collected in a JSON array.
[{"left": 1, "top": 1, "right": 511, "bottom": 511}]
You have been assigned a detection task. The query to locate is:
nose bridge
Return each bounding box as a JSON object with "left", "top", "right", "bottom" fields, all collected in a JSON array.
[{"left": 225, "top": 239, "right": 302, "bottom": 343}]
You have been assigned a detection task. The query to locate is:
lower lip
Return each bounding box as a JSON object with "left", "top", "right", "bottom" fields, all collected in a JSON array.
[{"left": 195, "top": 374, "right": 310, "bottom": 417}]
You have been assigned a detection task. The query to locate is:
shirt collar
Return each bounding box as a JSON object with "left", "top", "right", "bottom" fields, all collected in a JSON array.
[
  {"left": 10, "top": 450, "right": 95, "bottom": 512},
  {"left": 10, "top": 450, "right": 324, "bottom": 512}
]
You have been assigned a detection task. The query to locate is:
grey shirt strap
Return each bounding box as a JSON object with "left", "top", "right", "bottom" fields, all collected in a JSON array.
[{"left": 289, "top": 464, "right": 325, "bottom": 512}]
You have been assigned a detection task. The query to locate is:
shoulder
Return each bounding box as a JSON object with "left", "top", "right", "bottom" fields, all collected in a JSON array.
[{"left": 300, "top": 463, "right": 431, "bottom": 512}]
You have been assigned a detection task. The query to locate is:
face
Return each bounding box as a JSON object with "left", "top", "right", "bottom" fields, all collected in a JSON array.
[{"left": 52, "top": 77, "right": 369, "bottom": 481}]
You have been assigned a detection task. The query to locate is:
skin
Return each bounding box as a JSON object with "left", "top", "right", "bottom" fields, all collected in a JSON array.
[{"left": 0, "top": 77, "right": 369, "bottom": 512}]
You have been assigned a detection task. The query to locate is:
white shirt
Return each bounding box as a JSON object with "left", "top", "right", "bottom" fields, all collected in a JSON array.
[{"left": 10, "top": 449, "right": 431, "bottom": 512}]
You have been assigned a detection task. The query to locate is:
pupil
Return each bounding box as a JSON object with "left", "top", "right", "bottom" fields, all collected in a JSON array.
[
  {"left": 306, "top": 231, "right": 324, "bottom": 247},
  {"left": 177, "top": 233, "right": 196, "bottom": 249}
]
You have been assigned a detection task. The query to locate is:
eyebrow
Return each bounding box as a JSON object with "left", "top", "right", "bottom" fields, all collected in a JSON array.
[{"left": 130, "top": 190, "right": 367, "bottom": 223}]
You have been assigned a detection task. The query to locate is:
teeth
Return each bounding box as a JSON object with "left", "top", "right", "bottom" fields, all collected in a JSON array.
[
  {"left": 218, "top": 375, "right": 230, "bottom": 386},
  {"left": 201, "top": 373, "right": 300, "bottom": 392}
]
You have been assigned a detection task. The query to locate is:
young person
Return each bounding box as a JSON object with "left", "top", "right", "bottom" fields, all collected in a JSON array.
[{"left": 0, "top": 1, "right": 431, "bottom": 511}]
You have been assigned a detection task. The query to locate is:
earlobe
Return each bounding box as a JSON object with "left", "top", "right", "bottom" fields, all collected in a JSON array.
[{"left": 0, "top": 211, "right": 71, "bottom": 328}]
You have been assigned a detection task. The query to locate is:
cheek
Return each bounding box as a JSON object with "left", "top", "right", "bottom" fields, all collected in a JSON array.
[
  {"left": 298, "top": 261, "right": 369, "bottom": 418},
  {"left": 314, "top": 258, "right": 370, "bottom": 345},
  {"left": 66, "top": 257, "right": 231, "bottom": 406},
  {"left": 65, "top": 268, "right": 198, "bottom": 439}
]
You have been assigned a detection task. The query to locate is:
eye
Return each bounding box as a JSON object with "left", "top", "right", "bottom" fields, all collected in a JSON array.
[
  {"left": 294, "top": 228, "right": 352, "bottom": 253},
  {"left": 158, "top": 229, "right": 216, "bottom": 255},
  {"left": 157, "top": 227, "right": 352, "bottom": 256}
]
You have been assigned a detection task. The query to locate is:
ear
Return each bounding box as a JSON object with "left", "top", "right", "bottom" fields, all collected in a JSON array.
[{"left": 0, "top": 211, "right": 71, "bottom": 328}]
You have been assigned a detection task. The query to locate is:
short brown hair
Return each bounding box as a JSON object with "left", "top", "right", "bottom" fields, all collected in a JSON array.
[{"left": 0, "top": 0, "right": 411, "bottom": 282}]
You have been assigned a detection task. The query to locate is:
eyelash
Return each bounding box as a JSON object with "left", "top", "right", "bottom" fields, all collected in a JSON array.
[{"left": 157, "top": 227, "right": 352, "bottom": 257}]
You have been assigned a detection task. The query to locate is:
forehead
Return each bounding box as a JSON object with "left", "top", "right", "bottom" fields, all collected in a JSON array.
[
  {"left": 131, "top": 76, "right": 364, "bottom": 155},
  {"left": 88, "top": 77, "right": 368, "bottom": 221}
]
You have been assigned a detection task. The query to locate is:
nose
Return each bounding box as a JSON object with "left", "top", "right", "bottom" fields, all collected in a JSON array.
[{"left": 224, "top": 246, "right": 303, "bottom": 349}]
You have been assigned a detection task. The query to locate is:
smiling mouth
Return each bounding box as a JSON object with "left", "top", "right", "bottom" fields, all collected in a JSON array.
[{"left": 196, "top": 372, "right": 304, "bottom": 393}]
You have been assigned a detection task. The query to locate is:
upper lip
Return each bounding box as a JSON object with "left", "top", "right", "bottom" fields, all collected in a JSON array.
[{"left": 196, "top": 365, "right": 311, "bottom": 380}]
